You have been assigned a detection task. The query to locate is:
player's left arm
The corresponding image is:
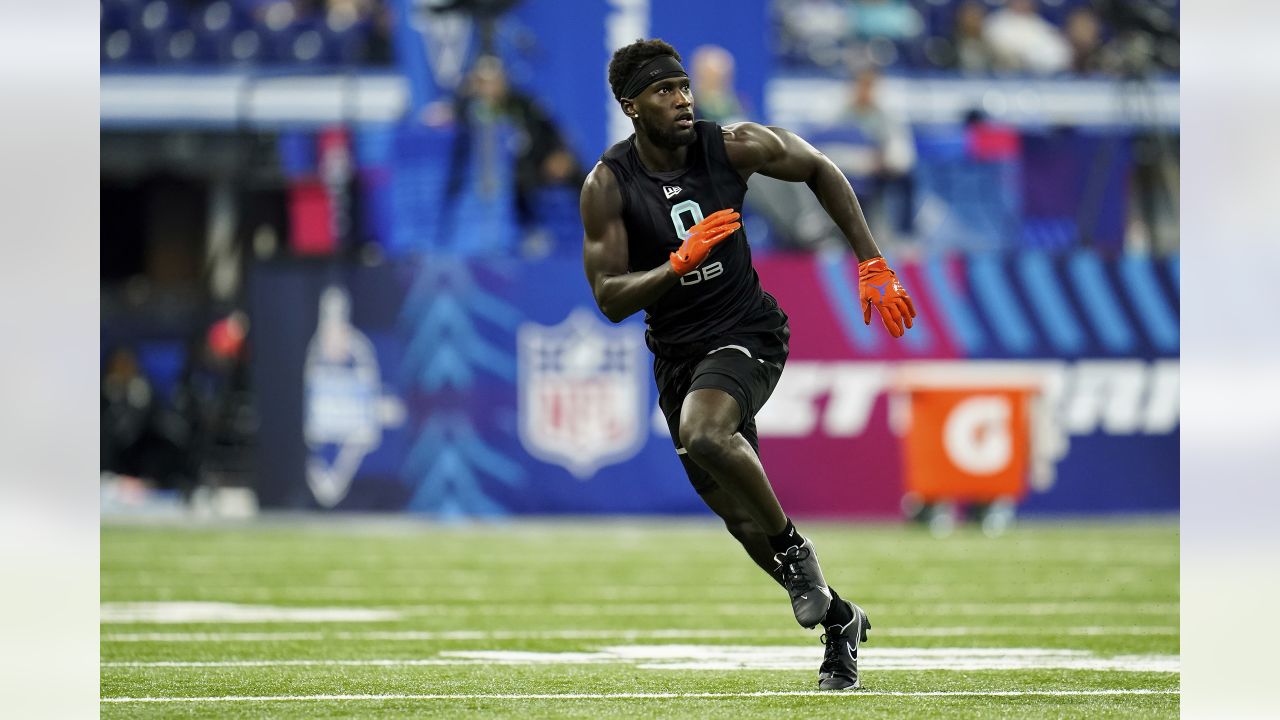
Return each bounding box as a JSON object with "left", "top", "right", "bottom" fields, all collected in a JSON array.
[
  {"left": 724, "top": 123, "right": 880, "bottom": 262},
  {"left": 722, "top": 122, "right": 916, "bottom": 338}
]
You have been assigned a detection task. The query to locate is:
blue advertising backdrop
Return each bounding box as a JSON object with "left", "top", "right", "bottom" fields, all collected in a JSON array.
[
  {"left": 250, "top": 251, "right": 1178, "bottom": 518},
  {"left": 251, "top": 256, "right": 702, "bottom": 517}
]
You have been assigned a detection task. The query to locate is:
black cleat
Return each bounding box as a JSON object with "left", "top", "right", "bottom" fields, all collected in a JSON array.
[
  {"left": 818, "top": 602, "right": 871, "bottom": 691},
  {"left": 773, "top": 538, "right": 832, "bottom": 629}
]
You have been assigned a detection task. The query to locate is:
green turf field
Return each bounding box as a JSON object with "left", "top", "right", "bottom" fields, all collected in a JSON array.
[{"left": 101, "top": 518, "right": 1179, "bottom": 718}]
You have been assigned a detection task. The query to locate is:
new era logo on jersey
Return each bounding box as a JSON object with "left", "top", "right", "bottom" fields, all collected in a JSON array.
[{"left": 663, "top": 185, "right": 682, "bottom": 199}]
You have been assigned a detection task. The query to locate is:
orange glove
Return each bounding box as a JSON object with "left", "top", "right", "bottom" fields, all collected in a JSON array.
[
  {"left": 669, "top": 209, "right": 741, "bottom": 276},
  {"left": 858, "top": 257, "right": 916, "bottom": 338}
]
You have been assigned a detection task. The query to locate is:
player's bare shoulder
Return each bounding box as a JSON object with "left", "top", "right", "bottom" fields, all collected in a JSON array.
[
  {"left": 580, "top": 161, "right": 622, "bottom": 231},
  {"left": 582, "top": 161, "right": 621, "bottom": 204},
  {"left": 721, "top": 122, "right": 787, "bottom": 178}
]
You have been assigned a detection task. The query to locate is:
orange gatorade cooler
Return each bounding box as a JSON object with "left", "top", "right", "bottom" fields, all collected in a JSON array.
[{"left": 899, "top": 386, "right": 1035, "bottom": 504}]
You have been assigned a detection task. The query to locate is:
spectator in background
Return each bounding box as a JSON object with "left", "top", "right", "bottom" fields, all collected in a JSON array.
[
  {"left": 848, "top": 0, "right": 922, "bottom": 41},
  {"left": 690, "top": 45, "right": 747, "bottom": 124},
  {"left": 102, "top": 347, "right": 153, "bottom": 478},
  {"left": 843, "top": 68, "right": 917, "bottom": 240},
  {"left": 984, "top": 0, "right": 1070, "bottom": 75},
  {"left": 1065, "top": 6, "right": 1114, "bottom": 76},
  {"left": 101, "top": 346, "right": 195, "bottom": 494},
  {"left": 445, "top": 55, "right": 585, "bottom": 227},
  {"left": 743, "top": 65, "right": 919, "bottom": 251},
  {"left": 846, "top": 0, "right": 921, "bottom": 70},
  {"left": 234, "top": 0, "right": 393, "bottom": 64},
  {"left": 776, "top": 0, "right": 848, "bottom": 68},
  {"left": 951, "top": 1, "right": 995, "bottom": 75},
  {"left": 326, "top": 0, "right": 395, "bottom": 63}
]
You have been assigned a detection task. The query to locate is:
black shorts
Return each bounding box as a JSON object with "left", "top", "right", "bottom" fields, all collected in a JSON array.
[{"left": 654, "top": 342, "right": 787, "bottom": 495}]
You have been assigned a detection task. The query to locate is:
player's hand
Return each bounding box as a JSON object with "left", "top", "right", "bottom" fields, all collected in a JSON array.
[
  {"left": 669, "top": 209, "right": 741, "bottom": 276},
  {"left": 858, "top": 257, "right": 916, "bottom": 338}
]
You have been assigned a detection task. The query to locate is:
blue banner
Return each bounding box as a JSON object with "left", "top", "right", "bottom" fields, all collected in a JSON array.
[{"left": 250, "top": 251, "right": 1178, "bottom": 517}]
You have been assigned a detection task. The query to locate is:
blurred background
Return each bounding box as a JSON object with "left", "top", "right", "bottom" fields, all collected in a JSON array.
[{"left": 99, "top": 0, "right": 1179, "bottom": 526}]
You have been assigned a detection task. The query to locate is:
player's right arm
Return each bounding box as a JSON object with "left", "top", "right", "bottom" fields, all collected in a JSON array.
[{"left": 581, "top": 162, "right": 680, "bottom": 323}]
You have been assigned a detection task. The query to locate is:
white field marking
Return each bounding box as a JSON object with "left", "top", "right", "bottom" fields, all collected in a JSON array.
[
  {"left": 444, "top": 646, "right": 1181, "bottom": 673},
  {"left": 103, "top": 549, "right": 1175, "bottom": 569},
  {"left": 100, "top": 582, "right": 1176, "bottom": 603},
  {"left": 104, "top": 659, "right": 489, "bottom": 668},
  {"left": 874, "top": 626, "right": 1178, "bottom": 637},
  {"left": 908, "top": 602, "right": 1177, "bottom": 616},
  {"left": 102, "top": 689, "right": 1180, "bottom": 703},
  {"left": 101, "top": 625, "right": 1179, "bottom": 643},
  {"left": 102, "top": 552, "right": 1175, "bottom": 568},
  {"left": 103, "top": 645, "right": 1180, "bottom": 673},
  {"left": 103, "top": 565, "right": 1169, "bottom": 581},
  {"left": 99, "top": 602, "right": 402, "bottom": 624},
  {"left": 379, "top": 601, "right": 1178, "bottom": 617},
  {"left": 98, "top": 601, "right": 1178, "bottom": 623}
]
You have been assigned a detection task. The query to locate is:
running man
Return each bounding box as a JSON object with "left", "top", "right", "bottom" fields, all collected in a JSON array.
[{"left": 580, "top": 39, "right": 916, "bottom": 691}]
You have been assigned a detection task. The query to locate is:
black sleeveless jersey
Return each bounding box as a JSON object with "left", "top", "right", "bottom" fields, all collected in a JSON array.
[{"left": 599, "top": 120, "right": 788, "bottom": 361}]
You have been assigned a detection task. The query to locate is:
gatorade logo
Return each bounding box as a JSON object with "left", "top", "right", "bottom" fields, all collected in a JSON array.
[{"left": 942, "top": 395, "right": 1013, "bottom": 475}]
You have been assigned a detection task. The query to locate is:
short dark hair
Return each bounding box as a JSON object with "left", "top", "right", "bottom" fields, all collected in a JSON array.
[{"left": 608, "top": 38, "right": 682, "bottom": 101}]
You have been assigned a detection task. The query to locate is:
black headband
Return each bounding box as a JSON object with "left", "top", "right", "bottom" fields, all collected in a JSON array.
[{"left": 617, "top": 55, "right": 688, "bottom": 101}]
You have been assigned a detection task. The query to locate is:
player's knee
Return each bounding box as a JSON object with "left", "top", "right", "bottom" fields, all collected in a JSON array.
[{"left": 681, "top": 427, "right": 734, "bottom": 466}]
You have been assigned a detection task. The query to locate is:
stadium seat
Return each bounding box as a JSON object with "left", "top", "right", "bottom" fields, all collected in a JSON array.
[
  {"left": 193, "top": 1, "right": 251, "bottom": 64},
  {"left": 287, "top": 24, "right": 328, "bottom": 65},
  {"left": 323, "top": 19, "right": 373, "bottom": 66},
  {"left": 163, "top": 26, "right": 222, "bottom": 65},
  {"left": 221, "top": 28, "right": 269, "bottom": 65},
  {"left": 131, "top": 0, "right": 185, "bottom": 34},
  {"left": 101, "top": 0, "right": 133, "bottom": 34},
  {"left": 921, "top": 34, "right": 955, "bottom": 70},
  {"left": 102, "top": 27, "right": 145, "bottom": 65},
  {"left": 389, "top": 125, "right": 457, "bottom": 254}
]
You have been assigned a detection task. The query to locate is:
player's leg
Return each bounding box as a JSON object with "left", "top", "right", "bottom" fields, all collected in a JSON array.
[
  {"left": 678, "top": 386, "right": 787, "bottom": 534},
  {"left": 678, "top": 350, "right": 836, "bottom": 628},
  {"left": 727, "top": 417, "right": 865, "bottom": 691},
  {"left": 682, "top": 350, "right": 872, "bottom": 687},
  {"left": 817, "top": 595, "right": 871, "bottom": 690},
  {"left": 656, "top": 351, "right": 870, "bottom": 687},
  {"left": 697, "top": 482, "right": 785, "bottom": 582},
  {"left": 700, "top": 464, "right": 869, "bottom": 690},
  {"left": 658, "top": 364, "right": 780, "bottom": 580}
]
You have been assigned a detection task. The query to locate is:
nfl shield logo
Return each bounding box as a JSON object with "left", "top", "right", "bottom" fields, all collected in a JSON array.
[{"left": 518, "top": 308, "right": 649, "bottom": 479}]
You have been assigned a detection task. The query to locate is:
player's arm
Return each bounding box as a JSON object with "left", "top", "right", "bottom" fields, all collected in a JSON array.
[
  {"left": 581, "top": 162, "right": 741, "bottom": 323},
  {"left": 723, "top": 122, "right": 916, "bottom": 337},
  {"left": 581, "top": 163, "right": 679, "bottom": 323},
  {"left": 723, "top": 122, "right": 881, "bottom": 262}
]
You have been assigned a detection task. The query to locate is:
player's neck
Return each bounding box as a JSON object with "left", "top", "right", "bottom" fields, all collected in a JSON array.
[{"left": 633, "top": 132, "right": 690, "bottom": 174}]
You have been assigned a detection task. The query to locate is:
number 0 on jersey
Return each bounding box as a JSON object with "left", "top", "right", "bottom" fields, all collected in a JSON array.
[{"left": 669, "top": 199, "right": 705, "bottom": 240}]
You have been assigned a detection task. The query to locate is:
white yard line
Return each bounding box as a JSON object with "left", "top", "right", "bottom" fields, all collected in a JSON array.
[
  {"left": 385, "top": 602, "right": 1178, "bottom": 617},
  {"left": 102, "top": 689, "right": 1180, "bottom": 703},
  {"left": 876, "top": 626, "right": 1178, "bottom": 637},
  {"left": 100, "top": 586, "right": 1171, "bottom": 603},
  {"left": 102, "top": 645, "right": 1181, "bottom": 673},
  {"left": 100, "top": 600, "right": 1177, "bottom": 623},
  {"left": 102, "top": 626, "right": 1178, "bottom": 643},
  {"left": 99, "top": 602, "right": 401, "bottom": 624},
  {"left": 105, "top": 659, "right": 486, "bottom": 667}
]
